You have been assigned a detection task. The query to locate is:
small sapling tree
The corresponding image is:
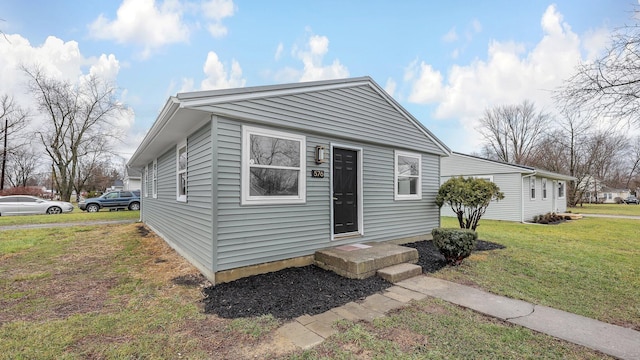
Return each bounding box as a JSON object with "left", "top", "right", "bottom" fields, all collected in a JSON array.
[{"left": 436, "top": 176, "right": 504, "bottom": 230}]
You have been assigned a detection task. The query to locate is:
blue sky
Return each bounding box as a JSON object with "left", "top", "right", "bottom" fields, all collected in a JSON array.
[{"left": 0, "top": 0, "right": 633, "bottom": 160}]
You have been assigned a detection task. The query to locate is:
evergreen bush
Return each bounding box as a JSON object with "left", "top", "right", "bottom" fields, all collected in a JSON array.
[{"left": 431, "top": 227, "right": 478, "bottom": 266}]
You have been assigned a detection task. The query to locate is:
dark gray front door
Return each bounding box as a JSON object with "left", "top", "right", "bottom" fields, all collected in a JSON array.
[{"left": 333, "top": 148, "right": 358, "bottom": 234}]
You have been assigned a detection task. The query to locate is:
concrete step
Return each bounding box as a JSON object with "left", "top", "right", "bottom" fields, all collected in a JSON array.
[
  {"left": 315, "top": 242, "right": 418, "bottom": 279},
  {"left": 377, "top": 263, "right": 423, "bottom": 283}
]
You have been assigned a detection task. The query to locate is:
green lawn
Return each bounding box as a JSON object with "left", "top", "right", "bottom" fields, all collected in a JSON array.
[
  {"left": 0, "top": 209, "right": 139, "bottom": 226},
  {"left": 435, "top": 216, "right": 640, "bottom": 330},
  {"left": 0, "top": 213, "right": 636, "bottom": 358},
  {"left": 569, "top": 202, "right": 640, "bottom": 216}
]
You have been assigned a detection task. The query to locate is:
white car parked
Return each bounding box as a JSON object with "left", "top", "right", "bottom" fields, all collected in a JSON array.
[{"left": 0, "top": 195, "right": 74, "bottom": 216}]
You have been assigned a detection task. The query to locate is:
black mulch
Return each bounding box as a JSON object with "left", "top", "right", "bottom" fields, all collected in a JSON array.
[{"left": 202, "top": 240, "right": 505, "bottom": 320}]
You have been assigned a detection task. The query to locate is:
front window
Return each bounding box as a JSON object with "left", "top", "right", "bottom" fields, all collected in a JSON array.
[
  {"left": 558, "top": 181, "right": 565, "bottom": 199},
  {"left": 395, "top": 150, "right": 422, "bottom": 200},
  {"left": 177, "top": 140, "right": 187, "bottom": 202},
  {"left": 242, "top": 126, "right": 306, "bottom": 205},
  {"left": 144, "top": 165, "right": 148, "bottom": 198},
  {"left": 542, "top": 178, "right": 547, "bottom": 200},
  {"left": 530, "top": 176, "right": 536, "bottom": 200},
  {"left": 152, "top": 159, "right": 158, "bottom": 198}
]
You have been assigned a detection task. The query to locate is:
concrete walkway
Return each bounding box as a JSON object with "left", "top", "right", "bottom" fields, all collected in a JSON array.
[{"left": 277, "top": 275, "right": 640, "bottom": 359}]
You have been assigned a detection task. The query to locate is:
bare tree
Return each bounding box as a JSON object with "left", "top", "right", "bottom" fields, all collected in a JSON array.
[
  {"left": 0, "top": 94, "right": 29, "bottom": 190},
  {"left": 5, "top": 146, "right": 40, "bottom": 187},
  {"left": 23, "top": 66, "right": 125, "bottom": 201},
  {"left": 477, "top": 100, "right": 550, "bottom": 165},
  {"left": 557, "top": 7, "right": 640, "bottom": 124},
  {"left": 626, "top": 138, "right": 640, "bottom": 189}
]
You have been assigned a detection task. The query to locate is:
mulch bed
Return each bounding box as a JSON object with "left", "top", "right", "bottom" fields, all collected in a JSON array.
[{"left": 202, "top": 240, "right": 504, "bottom": 320}]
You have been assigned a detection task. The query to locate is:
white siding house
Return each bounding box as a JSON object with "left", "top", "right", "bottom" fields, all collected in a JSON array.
[
  {"left": 127, "top": 77, "right": 450, "bottom": 284},
  {"left": 441, "top": 152, "right": 575, "bottom": 222}
]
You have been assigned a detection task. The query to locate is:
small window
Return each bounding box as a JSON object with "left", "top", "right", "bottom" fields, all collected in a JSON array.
[
  {"left": 395, "top": 150, "right": 422, "bottom": 200},
  {"left": 542, "top": 178, "right": 547, "bottom": 200},
  {"left": 558, "top": 181, "right": 565, "bottom": 199},
  {"left": 474, "top": 175, "right": 493, "bottom": 182},
  {"left": 152, "top": 159, "right": 158, "bottom": 199},
  {"left": 530, "top": 176, "right": 536, "bottom": 200},
  {"left": 144, "top": 165, "right": 148, "bottom": 198},
  {"left": 242, "top": 126, "right": 306, "bottom": 205},
  {"left": 121, "top": 191, "right": 133, "bottom": 198},
  {"left": 177, "top": 140, "right": 187, "bottom": 202}
]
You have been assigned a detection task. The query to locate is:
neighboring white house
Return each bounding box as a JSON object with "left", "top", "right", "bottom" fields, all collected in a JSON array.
[
  {"left": 127, "top": 77, "right": 450, "bottom": 284},
  {"left": 123, "top": 170, "right": 141, "bottom": 191},
  {"left": 441, "top": 152, "right": 575, "bottom": 222}
]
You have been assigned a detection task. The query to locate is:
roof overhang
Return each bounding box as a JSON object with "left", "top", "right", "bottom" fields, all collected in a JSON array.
[{"left": 127, "top": 97, "right": 210, "bottom": 168}]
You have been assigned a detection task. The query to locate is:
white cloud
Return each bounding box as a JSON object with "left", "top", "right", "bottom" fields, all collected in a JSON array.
[
  {"left": 471, "top": 19, "right": 482, "bottom": 33},
  {"left": 274, "top": 42, "right": 284, "bottom": 61},
  {"left": 443, "top": 28, "right": 458, "bottom": 43},
  {"left": 0, "top": 33, "right": 134, "bottom": 159},
  {"left": 384, "top": 78, "right": 397, "bottom": 98},
  {"left": 202, "top": 0, "right": 236, "bottom": 38},
  {"left": 199, "top": 51, "right": 246, "bottom": 90},
  {"left": 407, "top": 62, "right": 444, "bottom": 103},
  {"left": 403, "top": 4, "right": 607, "bottom": 153},
  {"left": 88, "top": 0, "right": 189, "bottom": 59},
  {"left": 294, "top": 34, "right": 349, "bottom": 82}
]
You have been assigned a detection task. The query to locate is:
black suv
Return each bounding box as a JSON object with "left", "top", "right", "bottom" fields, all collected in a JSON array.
[{"left": 79, "top": 190, "right": 141, "bottom": 212}]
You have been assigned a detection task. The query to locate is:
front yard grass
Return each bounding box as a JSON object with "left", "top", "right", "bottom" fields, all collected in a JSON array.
[
  {"left": 569, "top": 202, "right": 640, "bottom": 216},
  {"left": 0, "top": 209, "right": 139, "bottom": 226},
  {"left": 435, "top": 216, "right": 640, "bottom": 330},
  {"left": 1, "top": 215, "right": 636, "bottom": 358}
]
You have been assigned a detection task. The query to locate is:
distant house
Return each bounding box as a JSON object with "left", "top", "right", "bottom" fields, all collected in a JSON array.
[
  {"left": 127, "top": 77, "right": 450, "bottom": 284},
  {"left": 440, "top": 152, "right": 575, "bottom": 222},
  {"left": 123, "top": 170, "right": 141, "bottom": 191},
  {"left": 109, "top": 179, "right": 124, "bottom": 191},
  {"left": 595, "top": 187, "right": 630, "bottom": 203}
]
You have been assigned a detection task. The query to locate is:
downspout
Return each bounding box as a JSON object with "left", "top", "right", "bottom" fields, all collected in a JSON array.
[
  {"left": 126, "top": 164, "right": 142, "bottom": 223},
  {"left": 521, "top": 173, "right": 536, "bottom": 223}
]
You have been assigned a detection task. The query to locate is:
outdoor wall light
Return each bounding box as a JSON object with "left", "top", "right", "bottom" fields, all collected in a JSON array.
[{"left": 315, "top": 145, "right": 327, "bottom": 164}]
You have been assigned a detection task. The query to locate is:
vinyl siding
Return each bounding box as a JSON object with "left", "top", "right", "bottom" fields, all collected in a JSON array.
[
  {"left": 203, "top": 84, "right": 445, "bottom": 156},
  {"left": 141, "top": 122, "right": 215, "bottom": 271},
  {"left": 440, "top": 173, "right": 523, "bottom": 222},
  {"left": 522, "top": 176, "right": 567, "bottom": 221},
  {"left": 215, "top": 118, "right": 441, "bottom": 271}
]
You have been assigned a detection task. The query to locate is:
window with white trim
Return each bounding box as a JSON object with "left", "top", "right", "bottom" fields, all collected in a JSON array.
[
  {"left": 144, "top": 165, "right": 148, "bottom": 198},
  {"left": 241, "top": 126, "right": 306, "bottom": 205},
  {"left": 395, "top": 150, "right": 422, "bottom": 200},
  {"left": 542, "top": 178, "right": 547, "bottom": 200},
  {"left": 558, "top": 181, "right": 565, "bottom": 199},
  {"left": 474, "top": 175, "right": 494, "bottom": 182},
  {"left": 530, "top": 176, "right": 536, "bottom": 200},
  {"left": 176, "top": 140, "right": 187, "bottom": 202},
  {"left": 152, "top": 159, "right": 157, "bottom": 198}
]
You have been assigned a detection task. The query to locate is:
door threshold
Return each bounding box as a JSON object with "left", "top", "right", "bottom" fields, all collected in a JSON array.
[{"left": 333, "top": 232, "right": 363, "bottom": 241}]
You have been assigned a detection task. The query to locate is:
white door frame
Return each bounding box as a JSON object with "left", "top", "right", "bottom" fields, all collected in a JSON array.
[{"left": 330, "top": 143, "right": 364, "bottom": 241}]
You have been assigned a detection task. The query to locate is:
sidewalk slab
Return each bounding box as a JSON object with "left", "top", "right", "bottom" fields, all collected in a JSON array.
[
  {"left": 397, "top": 276, "right": 534, "bottom": 320},
  {"left": 383, "top": 285, "right": 428, "bottom": 303},
  {"left": 304, "top": 310, "right": 343, "bottom": 339},
  {"left": 332, "top": 301, "right": 386, "bottom": 322},
  {"left": 276, "top": 321, "right": 324, "bottom": 350},
  {"left": 359, "top": 293, "right": 405, "bottom": 314},
  {"left": 509, "top": 305, "right": 640, "bottom": 360}
]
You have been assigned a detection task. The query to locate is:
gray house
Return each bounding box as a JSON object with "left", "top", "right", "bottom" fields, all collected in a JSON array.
[
  {"left": 127, "top": 77, "right": 450, "bottom": 284},
  {"left": 441, "top": 152, "right": 575, "bottom": 222}
]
